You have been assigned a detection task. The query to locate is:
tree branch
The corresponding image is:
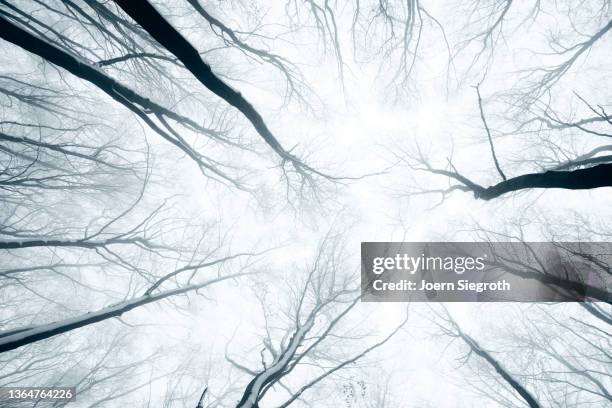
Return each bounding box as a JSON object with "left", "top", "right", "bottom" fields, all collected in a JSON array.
[
  {"left": 0, "top": 271, "right": 253, "bottom": 353},
  {"left": 421, "top": 163, "right": 612, "bottom": 200},
  {"left": 113, "top": 0, "right": 300, "bottom": 166},
  {"left": 476, "top": 85, "right": 506, "bottom": 180}
]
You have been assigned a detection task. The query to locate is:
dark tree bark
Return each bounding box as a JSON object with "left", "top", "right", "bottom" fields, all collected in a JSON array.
[
  {"left": 438, "top": 310, "right": 542, "bottom": 408},
  {"left": 425, "top": 163, "right": 612, "bottom": 200},
  {"left": 460, "top": 332, "right": 541, "bottom": 408},
  {"left": 474, "top": 164, "right": 612, "bottom": 200},
  {"left": 114, "top": 0, "right": 290, "bottom": 160}
]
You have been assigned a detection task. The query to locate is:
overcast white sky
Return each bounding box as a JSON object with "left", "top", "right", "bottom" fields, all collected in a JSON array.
[{"left": 1, "top": 0, "right": 610, "bottom": 406}]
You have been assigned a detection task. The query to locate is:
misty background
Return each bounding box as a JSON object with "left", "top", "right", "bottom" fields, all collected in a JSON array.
[{"left": 0, "top": 0, "right": 610, "bottom": 407}]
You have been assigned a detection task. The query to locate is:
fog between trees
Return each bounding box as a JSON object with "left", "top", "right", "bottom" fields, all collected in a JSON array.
[{"left": 0, "top": 1, "right": 610, "bottom": 407}]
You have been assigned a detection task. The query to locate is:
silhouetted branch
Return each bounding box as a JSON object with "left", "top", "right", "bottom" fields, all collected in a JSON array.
[{"left": 0, "top": 270, "right": 254, "bottom": 353}]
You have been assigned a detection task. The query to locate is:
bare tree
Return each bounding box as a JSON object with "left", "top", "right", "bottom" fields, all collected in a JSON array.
[
  {"left": 402, "top": 90, "right": 612, "bottom": 200},
  {"left": 431, "top": 302, "right": 611, "bottom": 407},
  {"left": 0, "top": 1, "right": 610, "bottom": 407},
  {"left": 431, "top": 305, "right": 541, "bottom": 408},
  {"left": 203, "top": 232, "right": 409, "bottom": 408}
]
